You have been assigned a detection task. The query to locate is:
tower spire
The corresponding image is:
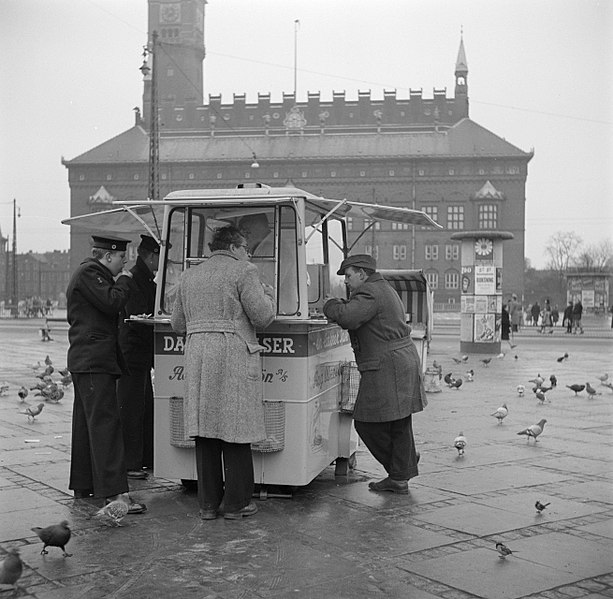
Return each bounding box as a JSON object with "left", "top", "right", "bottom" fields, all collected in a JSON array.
[{"left": 454, "top": 30, "right": 469, "bottom": 117}]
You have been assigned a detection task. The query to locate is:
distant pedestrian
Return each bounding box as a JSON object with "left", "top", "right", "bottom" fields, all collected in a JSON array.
[
  {"left": 562, "top": 301, "right": 573, "bottom": 333},
  {"left": 551, "top": 305, "right": 559, "bottom": 327},
  {"left": 540, "top": 303, "right": 553, "bottom": 334},
  {"left": 610, "top": 305, "right": 613, "bottom": 329},
  {"left": 572, "top": 300, "right": 584, "bottom": 334},
  {"left": 531, "top": 302, "right": 541, "bottom": 327},
  {"left": 509, "top": 294, "right": 522, "bottom": 332}
]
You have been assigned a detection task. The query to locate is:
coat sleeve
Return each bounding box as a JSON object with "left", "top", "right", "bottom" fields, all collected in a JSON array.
[
  {"left": 170, "top": 277, "right": 187, "bottom": 333},
  {"left": 323, "top": 286, "right": 378, "bottom": 330},
  {"left": 76, "top": 268, "right": 131, "bottom": 315},
  {"left": 237, "top": 264, "right": 275, "bottom": 328}
]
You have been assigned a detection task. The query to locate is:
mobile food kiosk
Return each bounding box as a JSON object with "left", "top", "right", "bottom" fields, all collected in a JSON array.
[{"left": 63, "top": 185, "right": 441, "bottom": 492}]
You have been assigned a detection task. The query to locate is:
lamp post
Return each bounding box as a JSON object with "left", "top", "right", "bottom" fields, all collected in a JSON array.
[{"left": 140, "top": 31, "right": 159, "bottom": 202}]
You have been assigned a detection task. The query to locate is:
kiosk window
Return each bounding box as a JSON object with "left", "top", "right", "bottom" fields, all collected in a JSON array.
[{"left": 161, "top": 207, "right": 186, "bottom": 314}]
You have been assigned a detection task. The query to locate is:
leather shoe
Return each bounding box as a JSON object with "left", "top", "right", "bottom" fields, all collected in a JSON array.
[
  {"left": 127, "top": 470, "right": 148, "bottom": 479},
  {"left": 224, "top": 501, "right": 258, "bottom": 520},
  {"left": 368, "top": 477, "right": 409, "bottom": 494},
  {"left": 73, "top": 489, "right": 94, "bottom": 499},
  {"left": 199, "top": 508, "right": 218, "bottom": 520}
]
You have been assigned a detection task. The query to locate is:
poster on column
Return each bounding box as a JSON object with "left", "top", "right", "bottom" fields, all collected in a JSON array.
[
  {"left": 474, "top": 265, "right": 496, "bottom": 295},
  {"left": 474, "top": 313, "right": 495, "bottom": 342}
]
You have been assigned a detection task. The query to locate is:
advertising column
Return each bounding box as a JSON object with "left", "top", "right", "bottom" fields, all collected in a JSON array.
[{"left": 451, "top": 231, "right": 514, "bottom": 354}]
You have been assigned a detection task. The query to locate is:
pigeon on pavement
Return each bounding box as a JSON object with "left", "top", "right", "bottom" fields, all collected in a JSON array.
[
  {"left": 556, "top": 352, "right": 569, "bottom": 363},
  {"left": 536, "top": 391, "right": 547, "bottom": 404},
  {"left": 17, "top": 386, "right": 29, "bottom": 402},
  {"left": 597, "top": 373, "right": 609, "bottom": 384},
  {"left": 451, "top": 357, "right": 463, "bottom": 364},
  {"left": 517, "top": 418, "right": 547, "bottom": 442},
  {"left": 22, "top": 402, "right": 45, "bottom": 421},
  {"left": 517, "top": 384, "right": 525, "bottom": 397},
  {"left": 566, "top": 384, "right": 585, "bottom": 396},
  {"left": 453, "top": 432, "right": 467, "bottom": 456},
  {"left": 444, "top": 372, "right": 455, "bottom": 386},
  {"left": 31, "top": 521, "right": 72, "bottom": 557},
  {"left": 602, "top": 381, "right": 613, "bottom": 392},
  {"left": 44, "top": 355, "right": 53, "bottom": 366},
  {"left": 0, "top": 382, "right": 9, "bottom": 396},
  {"left": 491, "top": 404, "right": 508, "bottom": 424},
  {"left": 585, "top": 382, "right": 599, "bottom": 397},
  {"left": 465, "top": 369, "right": 474, "bottom": 382},
  {"left": 40, "top": 384, "right": 64, "bottom": 403},
  {"left": 549, "top": 375, "right": 557, "bottom": 388},
  {"left": 529, "top": 375, "right": 544, "bottom": 386},
  {"left": 461, "top": 355, "right": 469, "bottom": 362},
  {"left": 94, "top": 493, "right": 131, "bottom": 526},
  {"left": 0, "top": 547, "right": 23, "bottom": 589},
  {"left": 449, "top": 377, "right": 463, "bottom": 390},
  {"left": 496, "top": 541, "right": 514, "bottom": 559},
  {"left": 496, "top": 352, "right": 506, "bottom": 359},
  {"left": 535, "top": 500, "right": 550, "bottom": 514},
  {"left": 481, "top": 358, "right": 492, "bottom": 367}
]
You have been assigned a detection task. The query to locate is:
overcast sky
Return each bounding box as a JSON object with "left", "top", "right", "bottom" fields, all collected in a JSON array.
[{"left": 1, "top": 0, "right": 611, "bottom": 268}]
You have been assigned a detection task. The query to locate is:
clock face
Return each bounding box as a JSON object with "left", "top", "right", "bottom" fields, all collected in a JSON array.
[
  {"left": 475, "top": 238, "right": 493, "bottom": 258},
  {"left": 161, "top": 3, "right": 180, "bottom": 23}
]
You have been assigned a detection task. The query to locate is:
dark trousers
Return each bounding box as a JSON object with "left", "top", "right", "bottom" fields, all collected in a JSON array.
[
  {"left": 117, "top": 367, "right": 154, "bottom": 470},
  {"left": 195, "top": 437, "right": 254, "bottom": 513},
  {"left": 69, "top": 372, "right": 128, "bottom": 498},
  {"left": 354, "top": 415, "right": 419, "bottom": 481}
]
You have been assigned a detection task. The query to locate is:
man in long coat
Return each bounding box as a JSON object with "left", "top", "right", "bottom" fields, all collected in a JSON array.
[
  {"left": 117, "top": 235, "right": 160, "bottom": 479},
  {"left": 323, "top": 254, "right": 427, "bottom": 494},
  {"left": 67, "top": 235, "right": 145, "bottom": 513},
  {"left": 171, "top": 225, "right": 275, "bottom": 519}
]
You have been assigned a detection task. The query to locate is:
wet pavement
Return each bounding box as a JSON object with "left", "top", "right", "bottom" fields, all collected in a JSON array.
[{"left": 1, "top": 317, "right": 612, "bottom": 598}]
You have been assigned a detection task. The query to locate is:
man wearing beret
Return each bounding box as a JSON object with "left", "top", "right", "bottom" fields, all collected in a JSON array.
[
  {"left": 66, "top": 235, "right": 145, "bottom": 513},
  {"left": 117, "top": 235, "right": 160, "bottom": 479},
  {"left": 323, "top": 254, "right": 427, "bottom": 494}
]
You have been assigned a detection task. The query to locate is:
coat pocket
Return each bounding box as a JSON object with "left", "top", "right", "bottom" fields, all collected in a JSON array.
[
  {"left": 357, "top": 358, "right": 380, "bottom": 372},
  {"left": 245, "top": 341, "right": 263, "bottom": 380}
]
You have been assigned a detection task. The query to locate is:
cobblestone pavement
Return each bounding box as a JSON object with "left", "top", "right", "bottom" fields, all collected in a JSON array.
[{"left": 0, "top": 319, "right": 611, "bottom": 598}]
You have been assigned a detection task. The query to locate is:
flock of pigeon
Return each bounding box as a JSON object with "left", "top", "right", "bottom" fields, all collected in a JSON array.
[{"left": 435, "top": 348, "right": 611, "bottom": 561}]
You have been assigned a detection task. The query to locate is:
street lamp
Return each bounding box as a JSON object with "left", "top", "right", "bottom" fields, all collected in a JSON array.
[{"left": 141, "top": 31, "right": 159, "bottom": 202}]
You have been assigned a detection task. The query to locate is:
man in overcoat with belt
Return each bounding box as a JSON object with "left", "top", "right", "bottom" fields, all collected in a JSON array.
[
  {"left": 324, "top": 254, "right": 427, "bottom": 494},
  {"left": 66, "top": 234, "right": 145, "bottom": 513}
]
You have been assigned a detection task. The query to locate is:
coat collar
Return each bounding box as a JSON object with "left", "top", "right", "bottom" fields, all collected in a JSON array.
[{"left": 211, "top": 250, "right": 239, "bottom": 261}]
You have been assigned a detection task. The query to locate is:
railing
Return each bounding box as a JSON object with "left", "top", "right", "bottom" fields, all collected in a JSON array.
[{"left": 433, "top": 302, "right": 461, "bottom": 312}]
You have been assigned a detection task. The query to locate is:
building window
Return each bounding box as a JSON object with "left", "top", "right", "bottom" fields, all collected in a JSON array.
[
  {"left": 478, "top": 168, "right": 486, "bottom": 175},
  {"left": 79, "top": 174, "right": 85, "bottom": 181},
  {"left": 445, "top": 271, "right": 460, "bottom": 289},
  {"left": 393, "top": 245, "right": 407, "bottom": 261},
  {"left": 347, "top": 217, "right": 354, "bottom": 231},
  {"left": 445, "top": 244, "right": 460, "bottom": 261},
  {"left": 425, "top": 244, "right": 438, "bottom": 260},
  {"left": 244, "top": 172, "right": 251, "bottom": 179},
  {"left": 301, "top": 171, "right": 307, "bottom": 178},
  {"left": 447, "top": 206, "right": 464, "bottom": 230},
  {"left": 507, "top": 166, "right": 519, "bottom": 174},
  {"left": 478, "top": 204, "right": 498, "bottom": 229},
  {"left": 418, "top": 169, "right": 425, "bottom": 176},
  {"left": 388, "top": 169, "right": 395, "bottom": 176},
  {"left": 133, "top": 174, "right": 140, "bottom": 181},
  {"left": 421, "top": 206, "right": 438, "bottom": 229},
  {"left": 425, "top": 271, "right": 438, "bottom": 289},
  {"left": 448, "top": 168, "right": 455, "bottom": 175},
  {"left": 363, "top": 219, "right": 380, "bottom": 230},
  {"left": 167, "top": 68, "right": 174, "bottom": 77},
  {"left": 216, "top": 173, "right": 223, "bottom": 179},
  {"left": 106, "top": 174, "right": 112, "bottom": 181},
  {"left": 364, "top": 245, "right": 379, "bottom": 260},
  {"left": 391, "top": 222, "right": 409, "bottom": 230},
  {"left": 273, "top": 172, "right": 279, "bottom": 178},
  {"left": 331, "top": 171, "right": 336, "bottom": 177},
  {"left": 188, "top": 173, "right": 195, "bottom": 180},
  {"left": 359, "top": 171, "right": 366, "bottom": 177}
]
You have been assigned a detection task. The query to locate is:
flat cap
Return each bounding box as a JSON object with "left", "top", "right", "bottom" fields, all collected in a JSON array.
[
  {"left": 91, "top": 235, "right": 130, "bottom": 252},
  {"left": 336, "top": 254, "right": 377, "bottom": 275},
  {"left": 139, "top": 234, "right": 160, "bottom": 254}
]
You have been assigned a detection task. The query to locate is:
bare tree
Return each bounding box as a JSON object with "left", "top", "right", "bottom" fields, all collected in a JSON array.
[
  {"left": 545, "top": 231, "right": 583, "bottom": 272},
  {"left": 575, "top": 239, "right": 613, "bottom": 270}
]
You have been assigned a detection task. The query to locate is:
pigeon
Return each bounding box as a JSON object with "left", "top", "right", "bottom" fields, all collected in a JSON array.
[
  {"left": 517, "top": 418, "right": 547, "bottom": 442},
  {"left": 36, "top": 365, "right": 54, "bottom": 379},
  {"left": 535, "top": 500, "right": 550, "bottom": 514},
  {"left": 585, "top": 382, "right": 599, "bottom": 397},
  {"left": 22, "top": 402, "right": 45, "bottom": 421},
  {"left": 517, "top": 384, "right": 525, "bottom": 397},
  {"left": 444, "top": 372, "right": 455, "bottom": 386},
  {"left": 491, "top": 404, "right": 508, "bottom": 424},
  {"left": 602, "top": 381, "right": 613, "bottom": 392},
  {"left": 496, "top": 352, "right": 506, "bottom": 360},
  {"left": 528, "top": 374, "right": 544, "bottom": 386},
  {"left": 461, "top": 355, "right": 469, "bottom": 362},
  {"left": 0, "top": 382, "right": 9, "bottom": 396},
  {"left": 451, "top": 357, "right": 463, "bottom": 364},
  {"left": 60, "top": 372, "right": 73, "bottom": 387},
  {"left": 597, "top": 373, "right": 609, "bottom": 384},
  {"left": 495, "top": 541, "right": 513, "bottom": 559},
  {"left": 94, "top": 493, "right": 131, "bottom": 526},
  {"left": 44, "top": 355, "right": 53, "bottom": 366},
  {"left": 566, "top": 384, "right": 585, "bottom": 396},
  {"left": 31, "top": 380, "right": 49, "bottom": 391},
  {"left": 449, "top": 377, "right": 463, "bottom": 390},
  {"left": 535, "top": 391, "right": 546, "bottom": 404},
  {"left": 481, "top": 358, "right": 492, "bottom": 367},
  {"left": 549, "top": 375, "right": 557, "bottom": 388},
  {"left": 41, "top": 384, "right": 64, "bottom": 403},
  {"left": 432, "top": 360, "right": 442, "bottom": 379},
  {"left": 17, "top": 386, "right": 29, "bottom": 402},
  {"left": 31, "top": 520, "right": 72, "bottom": 557},
  {"left": 556, "top": 352, "right": 569, "bottom": 363},
  {"left": 514, "top": 355, "right": 519, "bottom": 360},
  {"left": 453, "top": 432, "right": 467, "bottom": 456},
  {"left": 465, "top": 369, "right": 474, "bottom": 382},
  {"left": 27, "top": 360, "right": 42, "bottom": 372},
  {"left": 0, "top": 547, "right": 23, "bottom": 590}
]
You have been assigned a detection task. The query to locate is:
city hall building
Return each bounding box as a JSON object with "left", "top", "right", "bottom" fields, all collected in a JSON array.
[{"left": 63, "top": 0, "right": 533, "bottom": 304}]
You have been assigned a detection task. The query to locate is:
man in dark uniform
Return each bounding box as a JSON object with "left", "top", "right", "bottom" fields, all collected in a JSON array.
[
  {"left": 117, "top": 235, "right": 160, "bottom": 479},
  {"left": 67, "top": 234, "right": 145, "bottom": 513},
  {"left": 324, "top": 255, "right": 427, "bottom": 494}
]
